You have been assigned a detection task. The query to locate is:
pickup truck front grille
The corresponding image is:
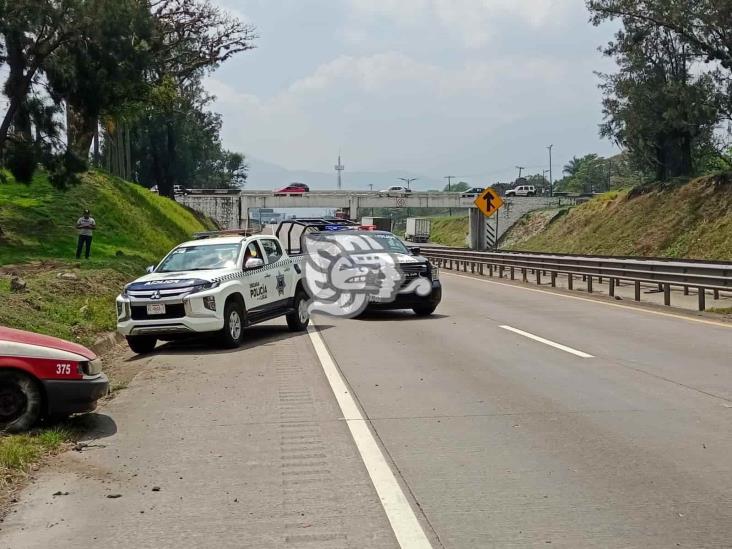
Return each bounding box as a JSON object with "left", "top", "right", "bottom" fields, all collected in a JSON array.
[
  {"left": 131, "top": 304, "right": 186, "bottom": 321},
  {"left": 400, "top": 264, "right": 429, "bottom": 288}
]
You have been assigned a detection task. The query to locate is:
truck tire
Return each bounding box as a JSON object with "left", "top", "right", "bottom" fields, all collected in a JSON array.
[
  {"left": 0, "top": 371, "right": 43, "bottom": 433},
  {"left": 220, "top": 300, "right": 245, "bottom": 348},
  {"left": 413, "top": 304, "right": 437, "bottom": 317},
  {"left": 286, "top": 289, "right": 310, "bottom": 332},
  {"left": 126, "top": 335, "right": 157, "bottom": 354}
]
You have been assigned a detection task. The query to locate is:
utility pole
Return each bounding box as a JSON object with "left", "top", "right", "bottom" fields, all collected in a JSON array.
[
  {"left": 398, "top": 177, "right": 417, "bottom": 189},
  {"left": 547, "top": 144, "right": 553, "bottom": 197},
  {"left": 445, "top": 175, "right": 456, "bottom": 216},
  {"left": 543, "top": 170, "right": 550, "bottom": 195},
  {"left": 515, "top": 166, "right": 525, "bottom": 180},
  {"left": 335, "top": 153, "right": 344, "bottom": 190}
]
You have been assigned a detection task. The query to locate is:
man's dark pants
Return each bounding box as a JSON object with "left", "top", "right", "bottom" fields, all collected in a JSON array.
[{"left": 76, "top": 235, "right": 93, "bottom": 259}]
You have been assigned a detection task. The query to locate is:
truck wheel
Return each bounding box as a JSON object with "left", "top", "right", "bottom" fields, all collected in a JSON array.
[
  {"left": 0, "top": 372, "right": 42, "bottom": 433},
  {"left": 220, "top": 300, "right": 245, "bottom": 348},
  {"left": 413, "top": 305, "right": 437, "bottom": 317},
  {"left": 126, "top": 335, "right": 157, "bottom": 354},
  {"left": 286, "top": 290, "right": 310, "bottom": 332}
]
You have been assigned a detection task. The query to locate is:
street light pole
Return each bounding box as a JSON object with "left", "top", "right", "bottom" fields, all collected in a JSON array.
[
  {"left": 445, "top": 176, "right": 456, "bottom": 216},
  {"left": 515, "top": 166, "right": 525, "bottom": 180},
  {"left": 398, "top": 177, "right": 417, "bottom": 190},
  {"left": 547, "top": 144, "right": 553, "bottom": 197}
]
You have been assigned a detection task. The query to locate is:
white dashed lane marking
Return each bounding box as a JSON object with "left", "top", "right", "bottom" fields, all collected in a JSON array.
[{"left": 500, "top": 325, "right": 595, "bottom": 358}]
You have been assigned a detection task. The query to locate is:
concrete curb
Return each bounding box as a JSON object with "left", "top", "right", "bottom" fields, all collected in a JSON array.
[{"left": 90, "top": 331, "right": 125, "bottom": 357}]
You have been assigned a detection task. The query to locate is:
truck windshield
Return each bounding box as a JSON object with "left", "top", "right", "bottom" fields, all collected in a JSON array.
[
  {"left": 157, "top": 243, "right": 242, "bottom": 272},
  {"left": 360, "top": 233, "right": 409, "bottom": 254}
]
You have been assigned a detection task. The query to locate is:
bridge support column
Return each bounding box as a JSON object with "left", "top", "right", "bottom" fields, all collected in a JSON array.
[{"left": 468, "top": 208, "right": 486, "bottom": 250}]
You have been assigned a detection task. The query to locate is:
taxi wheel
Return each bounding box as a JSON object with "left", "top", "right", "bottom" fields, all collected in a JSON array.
[
  {"left": 286, "top": 290, "right": 310, "bottom": 332},
  {"left": 0, "top": 372, "right": 42, "bottom": 433},
  {"left": 126, "top": 335, "right": 157, "bottom": 355},
  {"left": 220, "top": 300, "right": 245, "bottom": 348}
]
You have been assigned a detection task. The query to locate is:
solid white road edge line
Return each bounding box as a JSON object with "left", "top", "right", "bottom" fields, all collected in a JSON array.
[
  {"left": 307, "top": 324, "right": 434, "bottom": 549},
  {"left": 500, "top": 325, "right": 595, "bottom": 358}
]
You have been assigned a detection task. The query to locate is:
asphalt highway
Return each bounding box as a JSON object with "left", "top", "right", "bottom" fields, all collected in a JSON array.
[{"left": 2, "top": 272, "right": 731, "bottom": 548}]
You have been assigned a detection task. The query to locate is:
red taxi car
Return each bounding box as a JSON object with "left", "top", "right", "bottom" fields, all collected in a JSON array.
[{"left": 0, "top": 327, "right": 109, "bottom": 432}]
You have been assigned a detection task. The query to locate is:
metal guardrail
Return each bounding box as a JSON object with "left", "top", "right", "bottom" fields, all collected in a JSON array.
[{"left": 419, "top": 246, "right": 732, "bottom": 311}]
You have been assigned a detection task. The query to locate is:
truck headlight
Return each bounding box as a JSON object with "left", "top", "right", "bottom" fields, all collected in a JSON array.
[
  {"left": 116, "top": 300, "right": 130, "bottom": 320},
  {"left": 203, "top": 296, "right": 216, "bottom": 311}
]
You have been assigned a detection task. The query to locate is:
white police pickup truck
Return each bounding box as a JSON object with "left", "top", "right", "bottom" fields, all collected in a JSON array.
[{"left": 116, "top": 233, "right": 310, "bottom": 354}]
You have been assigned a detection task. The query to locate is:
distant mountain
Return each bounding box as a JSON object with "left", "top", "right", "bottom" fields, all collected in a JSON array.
[{"left": 244, "top": 157, "right": 443, "bottom": 192}]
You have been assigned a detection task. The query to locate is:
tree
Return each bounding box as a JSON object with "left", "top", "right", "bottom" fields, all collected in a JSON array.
[
  {"left": 0, "top": 0, "right": 83, "bottom": 160},
  {"left": 592, "top": 10, "right": 722, "bottom": 180},
  {"left": 443, "top": 181, "right": 470, "bottom": 192},
  {"left": 587, "top": 1, "right": 732, "bottom": 70},
  {"left": 563, "top": 156, "right": 584, "bottom": 176},
  {"left": 45, "top": 0, "right": 155, "bottom": 159}
]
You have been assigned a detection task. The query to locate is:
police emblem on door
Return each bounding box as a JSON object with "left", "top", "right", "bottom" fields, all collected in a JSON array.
[{"left": 276, "top": 273, "right": 286, "bottom": 296}]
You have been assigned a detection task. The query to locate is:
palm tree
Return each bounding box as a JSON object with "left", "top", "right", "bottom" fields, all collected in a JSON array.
[{"left": 563, "top": 156, "right": 583, "bottom": 176}]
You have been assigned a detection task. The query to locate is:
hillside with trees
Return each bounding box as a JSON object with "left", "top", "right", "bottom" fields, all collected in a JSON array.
[{"left": 0, "top": 0, "right": 253, "bottom": 196}]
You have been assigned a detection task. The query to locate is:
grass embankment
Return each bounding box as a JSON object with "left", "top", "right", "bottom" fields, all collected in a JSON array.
[
  {"left": 503, "top": 175, "right": 732, "bottom": 260},
  {"left": 0, "top": 170, "right": 215, "bottom": 345},
  {"left": 428, "top": 215, "right": 469, "bottom": 247},
  {"left": 0, "top": 170, "right": 215, "bottom": 490}
]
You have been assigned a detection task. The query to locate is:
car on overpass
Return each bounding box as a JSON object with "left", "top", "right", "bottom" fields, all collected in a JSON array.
[
  {"left": 0, "top": 326, "right": 109, "bottom": 432},
  {"left": 378, "top": 185, "right": 412, "bottom": 196},
  {"left": 505, "top": 184, "right": 536, "bottom": 197},
  {"left": 274, "top": 182, "right": 309, "bottom": 196},
  {"left": 461, "top": 186, "right": 485, "bottom": 198}
]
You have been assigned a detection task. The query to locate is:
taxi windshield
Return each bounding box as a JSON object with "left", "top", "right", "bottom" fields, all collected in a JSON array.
[{"left": 157, "top": 243, "right": 242, "bottom": 272}]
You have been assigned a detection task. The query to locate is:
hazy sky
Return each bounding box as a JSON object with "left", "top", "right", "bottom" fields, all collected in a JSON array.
[{"left": 207, "top": 0, "right": 619, "bottom": 186}]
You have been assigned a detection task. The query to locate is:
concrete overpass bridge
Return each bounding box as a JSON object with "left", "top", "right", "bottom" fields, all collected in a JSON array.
[{"left": 177, "top": 190, "right": 573, "bottom": 249}]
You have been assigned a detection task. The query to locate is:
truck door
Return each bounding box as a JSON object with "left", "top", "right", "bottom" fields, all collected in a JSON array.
[
  {"left": 258, "top": 238, "right": 292, "bottom": 311},
  {"left": 242, "top": 240, "right": 269, "bottom": 314}
]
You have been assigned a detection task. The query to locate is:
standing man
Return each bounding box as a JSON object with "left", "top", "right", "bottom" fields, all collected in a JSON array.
[{"left": 75, "top": 209, "right": 96, "bottom": 259}]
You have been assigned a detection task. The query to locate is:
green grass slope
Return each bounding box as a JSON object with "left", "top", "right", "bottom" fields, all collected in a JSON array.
[
  {"left": 0, "top": 170, "right": 215, "bottom": 345},
  {"left": 503, "top": 176, "right": 732, "bottom": 260},
  {"left": 429, "top": 215, "right": 469, "bottom": 247},
  {"left": 0, "top": 170, "right": 214, "bottom": 265}
]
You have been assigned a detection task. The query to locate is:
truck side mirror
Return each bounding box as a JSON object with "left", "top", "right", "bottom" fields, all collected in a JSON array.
[
  {"left": 146, "top": 265, "right": 155, "bottom": 273},
  {"left": 244, "top": 257, "right": 265, "bottom": 270},
  {"left": 409, "top": 247, "right": 421, "bottom": 255}
]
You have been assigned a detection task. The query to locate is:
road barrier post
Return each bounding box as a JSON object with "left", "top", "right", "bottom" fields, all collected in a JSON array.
[
  {"left": 714, "top": 289, "right": 720, "bottom": 300},
  {"left": 664, "top": 284, "right": 671, "bottom": 306},
  {"left": 536, "top": 270, "right": 541, "bottom": 285},
  {"left": 551, "top": 272, "right": 557, "bottom": 287},
  {"left": 635, "top": 281, "right": 641, "bottom": 301},
  {"left": 698, "top": 288, "right": 706, "bottom": 311},
  {"left": 510, "top": 267, "right": 515, "bottom": 280},
  {"left": 609, "top": 277, "right": 615, "bottom": 297},
  {"left": 587, "top": 276, "right": 593, "bottom": 293},
  {"left": 522, "top": 268, "right": 527, "bottom": 282},
  {"left": 568, "top": 273, "right": 573, "bottom": 290}
]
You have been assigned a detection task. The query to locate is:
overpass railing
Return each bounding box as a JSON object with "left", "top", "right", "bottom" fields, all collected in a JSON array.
[{"left": 419, "top": 246, "right": 732, "bottom": 311}]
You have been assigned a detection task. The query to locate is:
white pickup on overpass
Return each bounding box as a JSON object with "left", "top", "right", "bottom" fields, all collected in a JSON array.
[{"left": 177, "top": 190, "right": 572, "bottom": 250}]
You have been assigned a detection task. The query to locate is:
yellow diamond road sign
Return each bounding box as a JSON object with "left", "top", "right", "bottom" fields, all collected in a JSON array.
[{"left": 474, "top": 187, "right": 504, "bottom": 217}]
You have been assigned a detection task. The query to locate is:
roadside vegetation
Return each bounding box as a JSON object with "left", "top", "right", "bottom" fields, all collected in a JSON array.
[
  {"left": 0, "top": 170, "right": 215, "bottom": 345},
  {"left": 502, "top": 175, "right": 732, "bottom": 260},
  {"left": 428, "top": 216, "right": 469, "bottom": 248},
  {"left": 0, "top": 429, "right": 71, "bottom": 490}
]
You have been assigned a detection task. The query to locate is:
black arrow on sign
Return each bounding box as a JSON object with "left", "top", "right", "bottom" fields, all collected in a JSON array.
[{"left": 483, "top": 193, "right": 495, "bottom": 211}]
